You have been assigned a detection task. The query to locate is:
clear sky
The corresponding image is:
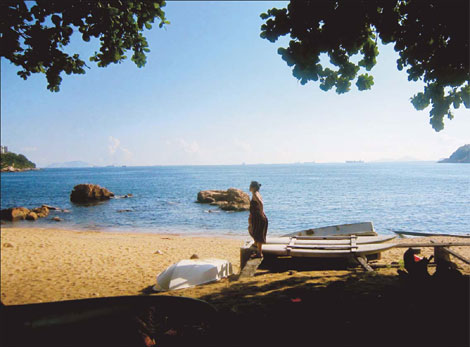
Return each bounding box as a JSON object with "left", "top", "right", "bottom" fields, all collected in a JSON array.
[{"left": 1, "top": 1, "right": 469, "bottom": 167}]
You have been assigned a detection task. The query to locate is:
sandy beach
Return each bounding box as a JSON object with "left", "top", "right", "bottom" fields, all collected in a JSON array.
[
  {"left": 1, "top": 227, "right": 243, "bottom": 305},
  {"left": 2, "top": 227, "right": 469, "bottom": 306}
]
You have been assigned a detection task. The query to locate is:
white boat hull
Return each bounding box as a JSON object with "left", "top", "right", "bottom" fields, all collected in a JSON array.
[
  {"left": 265, "top": 235, "right": 396, "bottom": 245},
  {"left": 284, "top": 222, "right": 377, "bottom": 237}
]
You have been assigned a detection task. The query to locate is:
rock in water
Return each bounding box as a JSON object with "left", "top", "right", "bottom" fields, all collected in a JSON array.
[
  {"left": 26, "top": 212, "right": 38, "bottom": 221},
  {"left": 0, "top": 207, "right": 30, "bottom": 221},
  {"left": 33, "top": 206, "right": 50, "bottom": 218},
  {"left": 196, "top": 188, "right": 250, "bottom": 211},
  {"left": 41, "top": 204, "right": 61, "bottom": 210},
  {"left": 70, "top": 184, "right": 114, "bottom": 203},
  {"left": 52, "top": 216, "right": 62, "bottom": 222}
]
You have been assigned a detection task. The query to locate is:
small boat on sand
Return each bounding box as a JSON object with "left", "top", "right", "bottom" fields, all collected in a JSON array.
[
  {"left": 265, "top": 234, "right": 396, "bottom": 245},
  {"left": 242, "top": 222, "right": 395, "bottom": 260}
]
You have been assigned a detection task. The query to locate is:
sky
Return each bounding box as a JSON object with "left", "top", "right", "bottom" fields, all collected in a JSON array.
[{"left": 1, "top": 1, "right": 469, "bottom": 167}]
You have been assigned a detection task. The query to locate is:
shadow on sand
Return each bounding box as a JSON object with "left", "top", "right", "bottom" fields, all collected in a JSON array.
[{"left": 195, "top": 256, "right": 470, "bottom": 346}]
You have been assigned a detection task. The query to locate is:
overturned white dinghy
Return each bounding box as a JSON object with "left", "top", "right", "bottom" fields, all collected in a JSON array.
[{"left": 153, "top": 258, "right": 233, "bottom": 292}]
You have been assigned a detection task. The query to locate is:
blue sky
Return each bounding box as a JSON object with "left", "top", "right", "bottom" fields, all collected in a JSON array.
[{"left": 1, "top": 1, "right": 469, "bottom": 167}]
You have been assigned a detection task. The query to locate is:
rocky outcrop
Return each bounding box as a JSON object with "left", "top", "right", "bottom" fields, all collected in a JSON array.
[
  {"left": 1, "top": 205, "right": 59, "bottom": 222},
  {"left": 197, "top": 188, "right": 250, "bottom": 211},
  {"left": 1, "top": 207, "right": 31, "bottom": 221},
  {"left": 1, "top": 151, "right": 36, "bottom": 171},
  {"left": 33, "top": 206, "right": 50, "bottom": 218},
  {"left": 439, "top": 144, "right": 470, "bottom": 163},
  {"left": 26, "top": 212, "right": 38, "bottom": 221},
  {"left": 0, "top": 166, "right": 39, "bottom": 172},
  {"left": 41, "top": 204, "right": 61, "bottom": 211},
  {"left": 70, "top": 184, "right": 114, "bottom": 203}
]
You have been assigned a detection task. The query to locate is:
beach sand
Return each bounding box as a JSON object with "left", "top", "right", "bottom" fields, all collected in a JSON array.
[
  {"left": 2, "top": 227, "right": 469, "bottom": 346},
  {"left": 1, "top": 227, "right": 243, "bottom": 305},
  {"left": 1, "top": 227, "right": 469, "bottom": 306}
]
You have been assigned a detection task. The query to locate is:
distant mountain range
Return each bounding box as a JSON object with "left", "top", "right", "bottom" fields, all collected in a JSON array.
[
  {"left": 46, "top": 161, "right": 94, "bottom": 168},
  {"left": 438, "top": 144, "right": 470, "bottom": 163}
]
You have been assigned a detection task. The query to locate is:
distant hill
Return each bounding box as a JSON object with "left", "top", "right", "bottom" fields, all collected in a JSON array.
[
  {"left": 1, "top": 151, "right": 36, "bottom": 170},
  {"left": 439, "top": 144, "right": 470, "bottom": 163},
  {"left": 47, "top": 161, "right": 93, "bottom": 168}
]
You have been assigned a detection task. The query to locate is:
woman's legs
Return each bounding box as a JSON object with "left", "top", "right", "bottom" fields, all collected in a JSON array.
[
  {"left": 257, "top": 242, "right": 263, "bottom": 257},
  {"left": 250, "top": 242, "right": 263, "bottom": 258}
]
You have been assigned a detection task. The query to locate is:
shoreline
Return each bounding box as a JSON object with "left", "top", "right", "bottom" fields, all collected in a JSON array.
[
  {"left": 0, "top": 223, "right": 250, "bottom": 240},
  {"left": 2, "top": 226, "right": 470, "bottom": 307}
]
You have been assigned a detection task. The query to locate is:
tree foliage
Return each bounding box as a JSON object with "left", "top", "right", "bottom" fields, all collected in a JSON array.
[
  {"left": 1, "top": 152, "right": 36, "bottom": 169},
  {"left": 1, "top": 1, "right": 168, "bottom": 92},
  {"left": 260, "top": 0, "right": 469, "bottom": 131}
]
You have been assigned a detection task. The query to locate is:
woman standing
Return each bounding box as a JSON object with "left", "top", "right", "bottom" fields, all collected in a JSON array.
[{"left": 248, "top": 181, "right": 268, "bottom": 258}]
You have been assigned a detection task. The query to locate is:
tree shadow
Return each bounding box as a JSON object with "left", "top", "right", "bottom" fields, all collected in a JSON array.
[
  {"left": 259, "top": 254, "right": 360, "bottom": 272},
  {"left": 198, "top": 269, "right": 469, "bottom": 346}
]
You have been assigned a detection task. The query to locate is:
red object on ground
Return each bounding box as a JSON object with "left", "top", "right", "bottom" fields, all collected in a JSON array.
[{"left": 291, "top": 298, "right": 302, "bottom": 303}]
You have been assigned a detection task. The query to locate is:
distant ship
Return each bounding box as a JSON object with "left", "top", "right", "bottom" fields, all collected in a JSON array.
[{"left": 346, "top": 160, "right": 364, "bottom": 163}]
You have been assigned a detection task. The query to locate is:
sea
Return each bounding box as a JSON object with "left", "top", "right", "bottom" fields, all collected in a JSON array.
[{"left": 1, "top": 163, "right": 469, "bottom": 237}]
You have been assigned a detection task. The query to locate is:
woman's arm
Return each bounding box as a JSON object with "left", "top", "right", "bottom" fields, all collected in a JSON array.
[{"left": 255, "top": 192, "right": 264, "bottom": 213}]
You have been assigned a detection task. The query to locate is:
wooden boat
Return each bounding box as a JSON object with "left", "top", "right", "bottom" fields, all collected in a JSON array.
[
  {"left": 284, "top": 222, "right": 377, "bottom": 237},
  {"left": 240, "top": 223, "right": 393, "bottom": 269},
  {"left": 259, "top": 241, "right": 395, "bottom": 258},
  {"left": 265, "top": 235, "right": 396, "bottom": 245}
]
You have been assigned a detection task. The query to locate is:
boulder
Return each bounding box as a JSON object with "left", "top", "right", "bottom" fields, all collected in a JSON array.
[
  {"left": 33, "top": 206, "right": 50, "bottom": 218},
  {"left": 196, "top": 188, "right": 250, "bottom": 211},
  {"left": 70, "top": 184, "right": 114, "bottom": 203},
  {"left": 1, "top": 207, "right": 30, "bottom": 221},
  {"left": 26, "top": 212, "right": 38, "bottom": 221},
  {"left": 41, "top": 204, "right": 61, "bottom": 211},
  {"left": 52, "top": 216, "right": 62, "bottom": 222}
]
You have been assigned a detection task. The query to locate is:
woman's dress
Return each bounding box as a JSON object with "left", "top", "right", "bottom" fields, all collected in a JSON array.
[{"left": 249, "top": 198, "right": 268, "bottom": 244}]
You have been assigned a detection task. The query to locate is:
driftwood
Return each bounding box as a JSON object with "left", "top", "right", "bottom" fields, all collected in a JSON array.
[
  {"left": 239, "top": 258, "right": 263, "bottom": 279},
  {"left": 355, "top": 256, "right": 374, "bottom": 272}
]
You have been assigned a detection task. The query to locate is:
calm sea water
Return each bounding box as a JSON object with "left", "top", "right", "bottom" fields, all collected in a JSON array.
[{"left": 1, "top": 163, "right": 469, "bottom": 236}]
